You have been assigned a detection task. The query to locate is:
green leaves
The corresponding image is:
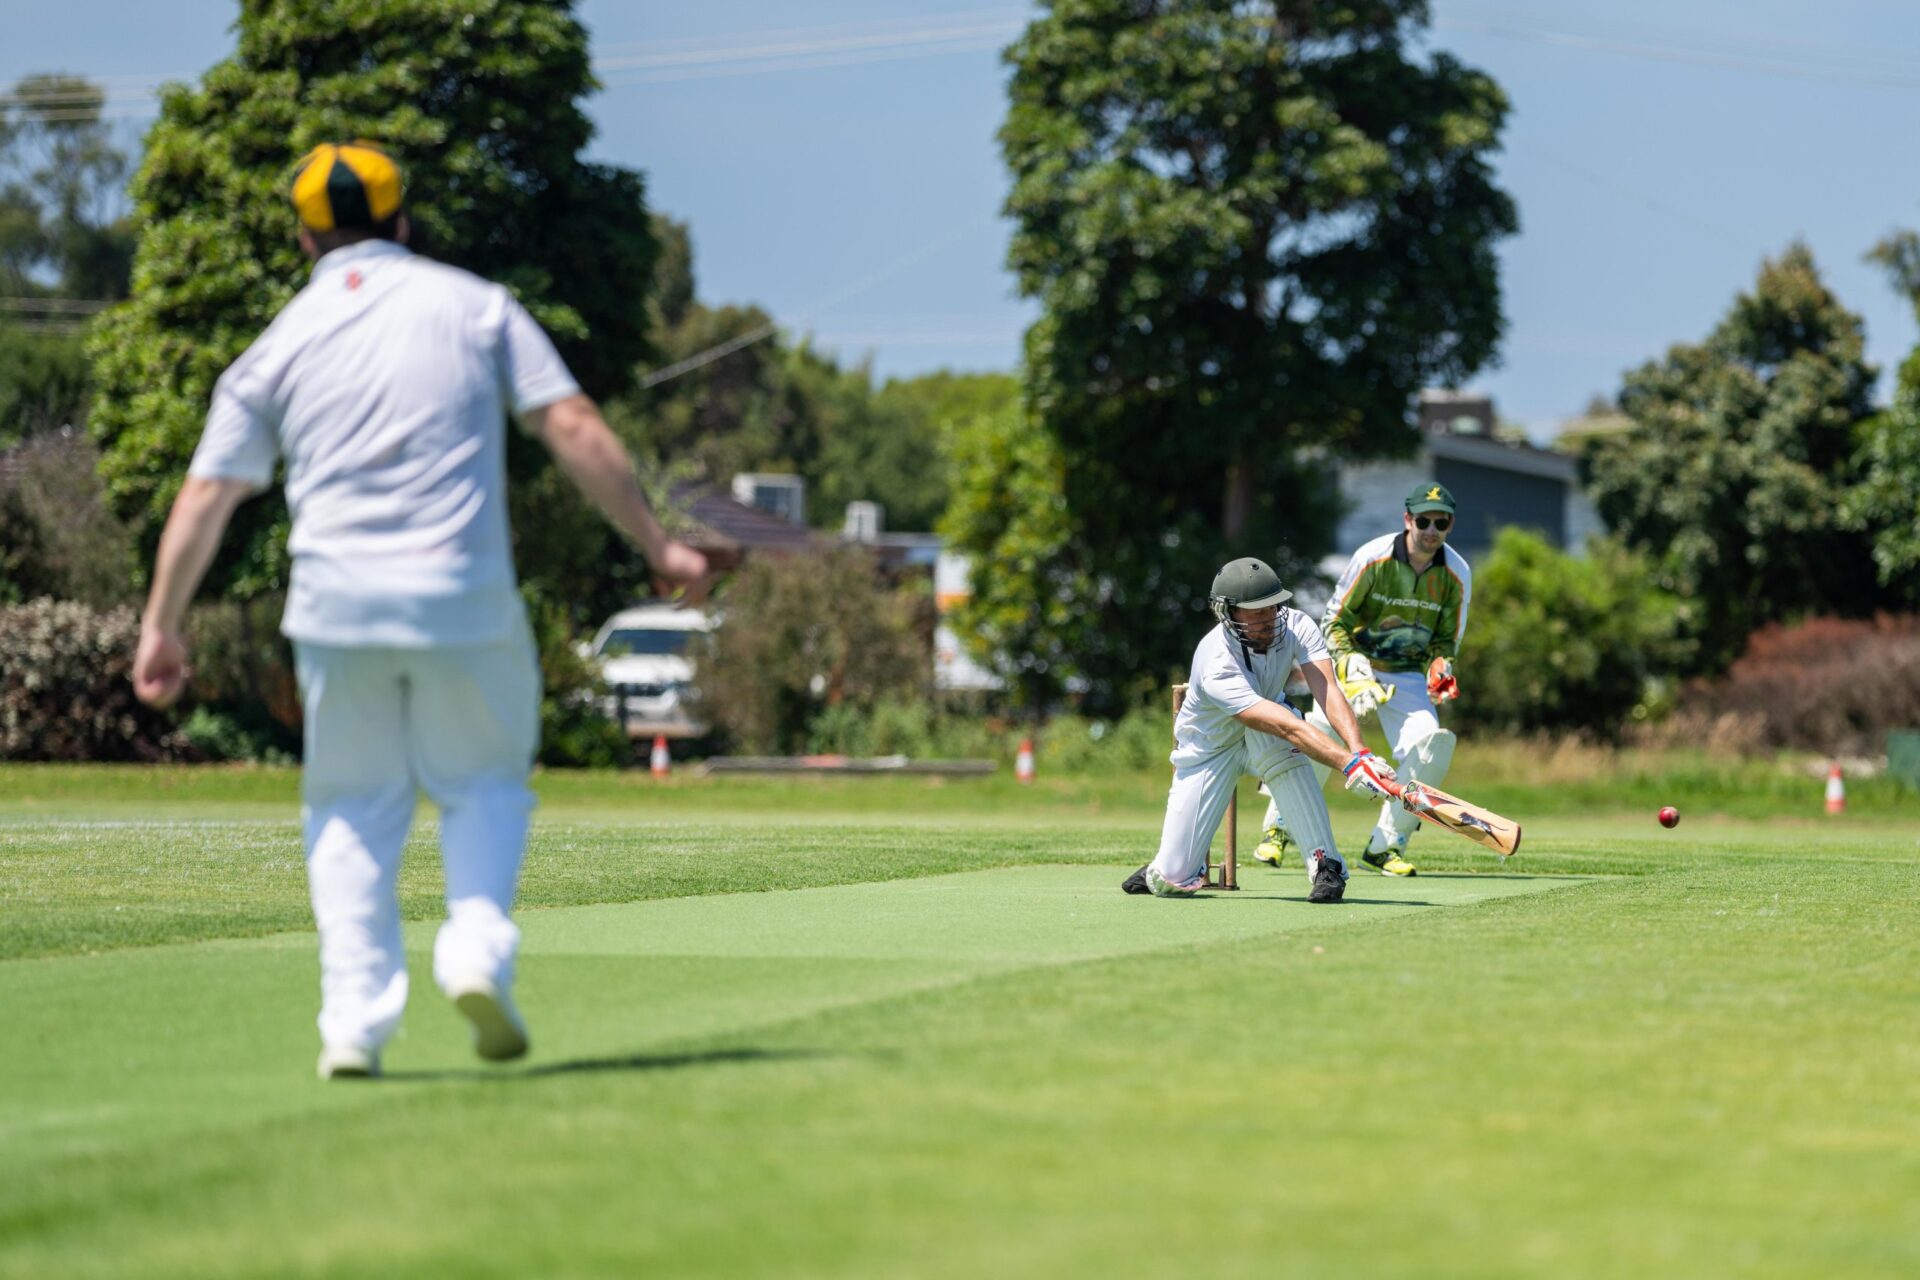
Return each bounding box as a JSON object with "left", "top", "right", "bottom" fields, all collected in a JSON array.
[
  {"left": 88, "top": 0, "right": 657, "bottom": 611},
  {"left": 1454, "top": 529, "right": 1692, "bottom": 739},
  {"left": 991, "top": 0, "right": 1514, "bottom": 708},
  {"left": 1583, "top": 244, "right": 1888, "bottom": 673}
]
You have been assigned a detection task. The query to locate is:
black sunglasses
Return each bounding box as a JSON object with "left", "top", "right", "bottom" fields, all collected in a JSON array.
[{"left": 1412, "top": 514, "right": 1452, "bottom": 531}]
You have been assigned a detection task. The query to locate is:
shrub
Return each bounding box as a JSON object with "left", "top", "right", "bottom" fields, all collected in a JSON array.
[
  {"left": 0, "top": 430, "right": 137, "bottom": 607},
  {"left": 1452, "top": 529, "right": 1694, "bottom": 740},
  {"left": 1656, "top": 614, "right": 1920, "bottom": 755},
  {"left": 697, "top": 548, "right": 931, "bottom": 754},
  {"left": 176, "top": 705, "right": 297, "bottom": 765},
  {"left": 527, "top": 589, "right": 630, "bottom": 769},
  {"left": 1036, "top": 705, "right": 1177, "bottom": 774},
  {"left": 0, "top": 598, "right": 191, "bottom": 761},
  {"left": 804, "top": 699, "right": 1003, "bottom": 760}
]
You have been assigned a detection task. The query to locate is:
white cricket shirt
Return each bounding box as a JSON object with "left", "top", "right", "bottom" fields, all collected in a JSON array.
[
  {"left": 188, "top": 240, "right": 581, "bottom": 647},
  {"left": 1172, "top": 611, "right": 1331, "bottom": 767}
]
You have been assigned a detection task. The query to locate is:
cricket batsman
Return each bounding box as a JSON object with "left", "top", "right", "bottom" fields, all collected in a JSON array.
[
  {"left": 1254, "top": 483, "right": 1471, "bottom": 876},
  {"left": 131, "top": 143, "right": 707, "bottom": 1079},
  {"left": 1124, "top": 557, "right": 1400, "bottom": 905}
]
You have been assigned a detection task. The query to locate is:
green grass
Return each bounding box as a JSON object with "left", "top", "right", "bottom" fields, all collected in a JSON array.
[{"left": 2, "top": 763, "right": 1918, "bottom": 1278}]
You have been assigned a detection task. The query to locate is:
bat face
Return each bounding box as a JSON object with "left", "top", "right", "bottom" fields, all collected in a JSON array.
[{"left": 1400, "top": 782, "right": 1522, "bottom": 858}]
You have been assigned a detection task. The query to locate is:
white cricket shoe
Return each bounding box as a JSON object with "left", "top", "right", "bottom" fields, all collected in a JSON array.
[
  {"left": 451, "top": 981, "right": 530, "bottom": 1062},
  {"left": 1145, "top": 865, "right": 1205, "bottom": 898},
  {"left": 316, "top": 1044, "right": 380, "bottom": 1080}
]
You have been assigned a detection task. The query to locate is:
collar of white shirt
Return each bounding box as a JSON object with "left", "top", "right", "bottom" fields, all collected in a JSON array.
[{"left": 311, "top": 238, "right": 412, "bottom": 279}]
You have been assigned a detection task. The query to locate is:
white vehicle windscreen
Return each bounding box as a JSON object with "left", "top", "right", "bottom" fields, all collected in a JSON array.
[{"left": 600, "top": 629, "right": 693, "bottom": 657}]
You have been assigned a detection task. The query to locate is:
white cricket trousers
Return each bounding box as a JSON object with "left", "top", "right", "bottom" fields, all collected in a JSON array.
[
  {"left": 1151, "top": 729, "right": 1344, "bottom": 887},
  {"left": 294, "top": 630, "right": 540, "bottom": 1054},
  {"left": 1263, "top": 668, "right": 1448, "bottom": 848}
]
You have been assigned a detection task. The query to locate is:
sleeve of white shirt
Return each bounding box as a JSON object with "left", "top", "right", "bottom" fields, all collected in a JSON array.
[
  {"left": 187, "top": 355, "right": 279, "bottom": 488},
  {"left": 1199, "top": 635, "right": 1264, "bottom": 716},
  {"left": 1290, "top": 611, "right": 1333, "bottom": 665},
  {"left": 499, "top": 293, "right": 582, "bottom": 419}
]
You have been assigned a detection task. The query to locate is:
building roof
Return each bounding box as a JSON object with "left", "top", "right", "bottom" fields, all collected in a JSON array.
[
  {"left": 665, "top": 483, "right": 824, "bottom": 569},
  {"left": 1424, "top": 426, "right": 1579, "bottom": 482}
]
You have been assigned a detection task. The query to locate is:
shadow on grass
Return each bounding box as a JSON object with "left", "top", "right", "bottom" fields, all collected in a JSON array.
[
  {"left": 1190, "top": 892, "right": 1442, "bottom": 907},
  {"left": 1411, "top": 872, "right": 1596, "bottom": 882},
  {"left": 385, "top": 1046, "right": 839, "bottom": 1084}
]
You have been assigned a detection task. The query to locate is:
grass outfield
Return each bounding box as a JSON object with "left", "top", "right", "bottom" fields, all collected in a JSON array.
[{"left": 2, "top": 763, "right": 1918, "bottom": 1277}]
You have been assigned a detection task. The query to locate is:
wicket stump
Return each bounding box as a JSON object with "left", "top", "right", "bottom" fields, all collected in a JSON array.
[{"left": 1170, "top": 682, "right": 1237, "bottom": 890}]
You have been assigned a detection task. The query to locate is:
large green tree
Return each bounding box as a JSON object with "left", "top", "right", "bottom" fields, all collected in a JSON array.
[
  {"left": 1, "top": 74, "right": 136, "bottom": 300},
  {"left": 0, "top": 74, "right": 135, "bottom": 446},
  {"left": 89, "top": 0, "right": 657, "bottom": 616},
  {"left": 1583, "top": 244, "right": 1883, "bottom": 673},
  {"left": 1841, "top": 236, "right": 1920, "bottom": 595},
  {"left": 998, "top": 0, "right": 1515, "bottom": 709}
]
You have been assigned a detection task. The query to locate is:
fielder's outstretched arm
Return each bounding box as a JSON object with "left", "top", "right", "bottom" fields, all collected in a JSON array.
[
  {"left": 134, "top": 476, "right": 257, "bottom": 708},
  {"left": 526, "top": 394, "right": 709, "bottom": 591}
]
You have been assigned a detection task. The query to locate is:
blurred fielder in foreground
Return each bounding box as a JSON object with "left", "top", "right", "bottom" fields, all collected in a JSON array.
[
  {"left": 1255, "top": 482, "right": 1471, "bottom": 877},
  {"left": 132, "top": 143, "right": 706, "bottom": 1079},
  {"left": 1124, "top": 557, "right": 1398, "bottom": 904}
]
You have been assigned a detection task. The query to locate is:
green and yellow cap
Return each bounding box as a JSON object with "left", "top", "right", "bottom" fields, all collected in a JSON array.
[
  {"left": 1405, "top": 482, "right": 1456, "bottom": 515},
  {"left": 290, "top": 142, "right": 404, "bottom": 233}
]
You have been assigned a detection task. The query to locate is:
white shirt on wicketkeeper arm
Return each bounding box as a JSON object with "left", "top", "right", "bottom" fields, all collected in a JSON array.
[
  {"left": 187, "top": 239, "right": 580, "bottom": 647},
  {"left": 1171, "top": 609, "right": 1331, "bottom": 767}
]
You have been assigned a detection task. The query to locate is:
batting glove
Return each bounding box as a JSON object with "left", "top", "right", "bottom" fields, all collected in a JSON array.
[
  {"left": 1427, "top": 656, "right": 1458, "bottom": 704},
  {"left": 1342, "top": 750, "right": 1399, "bottom": 801},
  {"left": 1335, "top": 653, "right": 1395, "bottom": 717}
]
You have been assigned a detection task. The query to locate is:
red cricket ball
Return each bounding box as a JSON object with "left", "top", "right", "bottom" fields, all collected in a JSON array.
[{"left": 1658, "top": 806, "right": 1680, "bottom": 828}]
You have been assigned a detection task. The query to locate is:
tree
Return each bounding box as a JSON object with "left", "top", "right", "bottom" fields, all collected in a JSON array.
[
  {"left": 1842, "top": 236, "right": 1920, "bottom": 596},
  {"left": 694, "top": 547, "right": 930, "bottom": 753},
  {"left": 0, "top": 74, "right": 136, "bottom": 300},
  {"left": 0, "top": 74, "right": 135, "bottom": 447},
  {"left": 1842, "top": 348, "right": 1920, "bottom": 595},
  {"left": 1582, "top": 243, "right": 1884, "bottom": 673},
  {"left": 999, "top": 0, "right": 1515, "bottom": 709},
  {"left": 89, "top": 0, "right": 658, "bottom": 622},
  {"left": 0, "top": 322, "right": 91, "bottom": 447},
  {"left": 0, "top": 429, "right": 136, "bottom": 606},
  {"left": 939, "top": 400, "right": 1095, "bottom": 709},
  {"left": 1866, "top": 227, "right": 1920, "bottom": 315}
]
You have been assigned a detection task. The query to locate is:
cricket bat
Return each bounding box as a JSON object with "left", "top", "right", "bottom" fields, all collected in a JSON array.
[{"left": 1391, "top": 781, "right": 1522, "bottom": 858}]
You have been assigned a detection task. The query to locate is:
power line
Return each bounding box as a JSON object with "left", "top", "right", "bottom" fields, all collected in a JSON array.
[
  {"left": 638, "top": 216, "right": 999, "bottom": 389},
  {"left": 1435, "top": 7, "right": 1920, "bottom": 92},
  {"left": 7, "top": 5, "right": 1919, "bottom": 123}
]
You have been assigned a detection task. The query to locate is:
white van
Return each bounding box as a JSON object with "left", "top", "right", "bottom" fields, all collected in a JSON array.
[{"left": 586, "top": 604, "right": 717, "bottom": 738}]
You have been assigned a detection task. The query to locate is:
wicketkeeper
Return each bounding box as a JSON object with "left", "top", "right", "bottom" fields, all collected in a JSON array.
[
  {"left": 131, "top": 143, "right": 707, "bottom": 1079},
  {"left": 1254, "top": 483, "right": 1472, "bottom": 876},
  {"left": 1124, "top": 557, "right": 1399, "bottom": 905}
]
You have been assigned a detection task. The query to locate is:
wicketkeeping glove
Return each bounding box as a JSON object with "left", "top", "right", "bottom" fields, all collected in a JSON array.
[
  {"left": 1427, "top": 656, "right": 1458, "bottom": 704},
  {"left": 1335, "top": 653, "right": 1394, "bottom": 717},
  {"left": 1342, "top": 750, "right": 1399, "bottom": 801}
]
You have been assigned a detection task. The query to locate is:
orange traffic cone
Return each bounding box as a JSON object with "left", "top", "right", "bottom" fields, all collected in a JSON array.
[
  {"left": 1014, "top": 737, "right": 1036, "bottom": 784},
  {"left": 1825, "top": 761, "right": 1845, "bottom": 814},
  {"left": 650, "top": 734, "right": 671, "bottom": 779}
]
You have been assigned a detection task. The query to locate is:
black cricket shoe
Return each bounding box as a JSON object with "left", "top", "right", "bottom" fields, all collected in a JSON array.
[
  {"left": 1121, "top": 863, "right": 1151, "bottom": 895},
  {"left": 1307, "top": 856, "right": 1346, "bottom": 904}
]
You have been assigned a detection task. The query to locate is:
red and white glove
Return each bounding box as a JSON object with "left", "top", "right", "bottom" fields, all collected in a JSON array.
[
  {"left": 1427, "top": 656, "right": 1458, "bottom": 704},
  {"left": 1342, "top": 750, "right": 1399, "bottom": 801}
]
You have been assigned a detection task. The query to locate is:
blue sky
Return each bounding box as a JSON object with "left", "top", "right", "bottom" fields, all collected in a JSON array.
[{"left": 5, "top": 0, "right": 1919, "bottom": 437}]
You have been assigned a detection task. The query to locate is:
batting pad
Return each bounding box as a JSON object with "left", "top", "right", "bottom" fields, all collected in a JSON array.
[{"left": 1264, "top": 762, "right": 1342, "bottom": 876}]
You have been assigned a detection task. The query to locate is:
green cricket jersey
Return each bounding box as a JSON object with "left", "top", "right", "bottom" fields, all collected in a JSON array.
[{"left": 1320, "top": 531, "right": 1474, "bottom": 673}]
